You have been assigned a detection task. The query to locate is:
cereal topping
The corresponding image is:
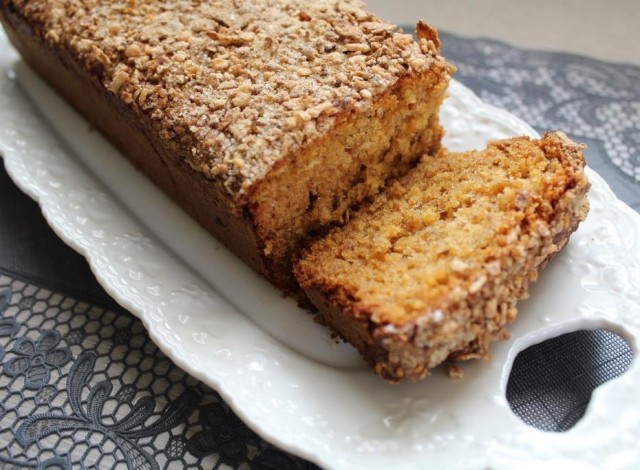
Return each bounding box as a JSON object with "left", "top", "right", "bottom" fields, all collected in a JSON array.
[{"left": 15, "top": 0, "right": 446, "bottom": 196}]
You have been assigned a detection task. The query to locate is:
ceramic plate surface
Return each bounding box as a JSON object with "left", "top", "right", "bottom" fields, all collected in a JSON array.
[{"left": 1, "top": 30, "right": 639, "bottom": 469}]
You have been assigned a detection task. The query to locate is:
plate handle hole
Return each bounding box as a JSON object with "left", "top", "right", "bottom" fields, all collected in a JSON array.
[{"left": 506, "top": 329, "right": 633, "bottom": 432}]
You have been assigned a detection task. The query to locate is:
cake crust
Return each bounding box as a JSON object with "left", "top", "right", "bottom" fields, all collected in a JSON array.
[
  {"left": 1, "top": 0, "right": 453, "bottom": 293},
  {"left": 294, "top": 133, "right": 590, "bottom": 382},
  {"left": 9, "top": 0, "right": 442, "bottom": 194}
]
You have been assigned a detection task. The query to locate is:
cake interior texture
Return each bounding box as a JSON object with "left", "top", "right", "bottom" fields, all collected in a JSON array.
[
  {"left": 253, "top": 71, "right": 448, "bottom": 289},
  {"left": 294, "top": 133, "right": 590, "bottom": 382},
  {"left": 0, "top": 0, "right": 453, "bottom": 294}
]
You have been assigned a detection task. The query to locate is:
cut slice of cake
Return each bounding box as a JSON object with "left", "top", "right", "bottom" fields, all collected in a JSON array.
[
  {"left": 0, "top": 0, "right": 454, "bottom": 295},
  {"left": 294, "top": 132, "right": 590, "bottom": 382}
]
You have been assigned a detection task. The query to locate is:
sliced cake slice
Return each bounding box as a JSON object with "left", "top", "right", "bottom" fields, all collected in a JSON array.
[{"left": 294, "top": 132, "right": 590, "bottom": 382}]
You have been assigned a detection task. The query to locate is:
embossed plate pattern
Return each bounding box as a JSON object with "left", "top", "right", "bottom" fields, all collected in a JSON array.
[{"left": 1, "top": 30, "right": 639, "bottom": 468}]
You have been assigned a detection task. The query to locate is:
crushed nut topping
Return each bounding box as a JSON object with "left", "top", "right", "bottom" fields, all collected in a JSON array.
[{"left": 15, "top": 0, "right": 447, "bottom": 196}]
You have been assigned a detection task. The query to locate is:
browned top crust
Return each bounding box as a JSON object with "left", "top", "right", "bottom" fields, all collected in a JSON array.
[{"left": 12, "top": 0, "right": 446, "bottom": 196}]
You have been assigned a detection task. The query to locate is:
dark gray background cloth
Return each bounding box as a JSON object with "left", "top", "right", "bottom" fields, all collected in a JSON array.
[
  {"left": 0, "top": 31, "right": 638, "bottom": 468},
  {"left": 439, "top": 31, "right": 640, "bottom": 212}
]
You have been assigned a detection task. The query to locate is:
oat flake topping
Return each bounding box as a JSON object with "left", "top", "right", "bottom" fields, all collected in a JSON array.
[{"left": 16, "top": 0, "right": 441, "bottom": 196}]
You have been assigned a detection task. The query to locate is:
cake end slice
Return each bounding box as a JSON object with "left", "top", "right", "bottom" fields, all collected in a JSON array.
[{"left": 294, "top": 132, "right": 590, "bottom": 382}]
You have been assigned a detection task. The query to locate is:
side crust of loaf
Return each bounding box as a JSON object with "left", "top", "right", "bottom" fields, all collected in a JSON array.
[
  {"left": 294, "top": 133, "right": 590, "bottom": 382},
  {"left": 0, "top": 1, "right": 267, "bottom": 275},
  {"left": 1, "top": 1, "right": 453, "bottom": 295}
]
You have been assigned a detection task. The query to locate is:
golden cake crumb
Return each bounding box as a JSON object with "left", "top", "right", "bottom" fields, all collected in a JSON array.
[{"left": 447, "top": 365, "right": 464, "bottom": 380}]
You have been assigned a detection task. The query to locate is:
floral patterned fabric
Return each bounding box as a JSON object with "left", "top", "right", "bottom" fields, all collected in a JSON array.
[
  {"left": 0, "top": 31, "right": 638, "bottom": 468},
  {"left": 0, "top": 277, "right": 315, "bottom": 469}
]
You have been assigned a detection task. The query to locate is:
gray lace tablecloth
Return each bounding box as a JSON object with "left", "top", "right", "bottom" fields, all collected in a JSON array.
[{"left": 0, "top": 31, "right": 638, "bottom": 469}]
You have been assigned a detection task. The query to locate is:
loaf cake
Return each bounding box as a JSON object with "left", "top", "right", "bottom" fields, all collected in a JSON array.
[
  {"left": 294, "top": 133, "right": 590, "bottom": 382},
  {"left": 0, "top": 0, "right": 454, "bottom": 294}
]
